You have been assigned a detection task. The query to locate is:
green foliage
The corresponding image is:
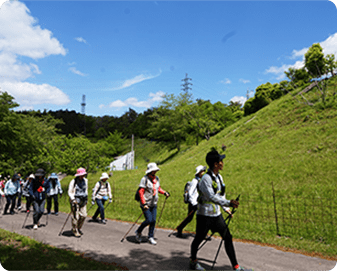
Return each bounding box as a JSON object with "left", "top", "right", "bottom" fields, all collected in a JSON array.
[{"left": 305, "top": 43, "right": 326, "bottom": 78}]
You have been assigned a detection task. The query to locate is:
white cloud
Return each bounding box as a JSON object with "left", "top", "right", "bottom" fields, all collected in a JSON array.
[
  {"left": 69, "top": 67, "right": 87, "bottom": 76},
  {"left": 239, "top": 78, "right": 251, "bottom": 84},
  {"left": 107, "top": 91, "right": 165, "bottom": 109},
  {"left": 220, "top": 78, "right": 231, "bottom": 85},
  {"left": 111, "top": 72, "right": 161, "bottom": 90},
  {"left": 74, "top": 37, "right": 87, "bottom": 44},
  {"left": 1, "top": 81, "right": 70, "bottom": 106},
  {"left": 230, "top": 96, "right": 246, "bottom": 106},
  {"left": 265, "top": 32, "right": 337, "bottom": 80},
  {"left": 0, "top": 1, "right": 69, "bottom": 109}
]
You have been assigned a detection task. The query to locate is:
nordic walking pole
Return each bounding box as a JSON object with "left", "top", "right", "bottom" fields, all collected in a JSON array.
[
  {"left": 156, "top": 196, "right": 168, "bottom": 231},
  {"left": 211, "top": 194, "right": 240, "bottom": 270},
  {"left": 168, "top": 208, "right": 195, "bottom": 237},
  {"left": 58, "top": 210, "right": 72, "bottom": 236},
  {"left": 22, "top": 211, "right": 30, "bottom": 229},
  {"left": 120, "top": 211, "right": 143, "bottom": 242}
]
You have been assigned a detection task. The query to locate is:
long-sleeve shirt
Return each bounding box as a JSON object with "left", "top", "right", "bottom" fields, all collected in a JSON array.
[
  {"left": 197, "top": 170, "right": 231, "bottom": 217},
  {"left": 188, "top": 176, "right": 200, "bottom": 206},
  {"left": 68, "top": 177, "right": 88, "bottom": 202},
  {"left": 92, "top": 181, "right": 112, "bottom": 200},
  {"left": 4, "top": 180, "right": 20, "bottom": 196}
]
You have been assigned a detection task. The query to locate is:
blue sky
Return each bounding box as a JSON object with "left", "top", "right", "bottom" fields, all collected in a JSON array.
[{"left": 0, "top": 0, "right": 336, "bottom": 117}]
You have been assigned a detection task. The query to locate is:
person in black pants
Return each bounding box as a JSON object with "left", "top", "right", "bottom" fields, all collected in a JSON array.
[
  {"left": 176, "top": 165, "right": 206, "bottom": 238},
  {"left": 189, "top": 149, "right": 242, "bottom": 271}
]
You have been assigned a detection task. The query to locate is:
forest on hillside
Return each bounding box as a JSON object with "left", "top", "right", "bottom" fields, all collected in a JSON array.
[{"left": 1, "top": 43, "right": 336, "bottom": 177}]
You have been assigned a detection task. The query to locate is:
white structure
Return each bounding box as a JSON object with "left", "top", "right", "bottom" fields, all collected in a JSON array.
[{"left": 109, "top": 151, "right": 134, "bottom": 171}]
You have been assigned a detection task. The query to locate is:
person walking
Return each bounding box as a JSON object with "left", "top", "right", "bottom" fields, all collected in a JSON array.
[
  {"left": 91, "top": 172, "right": 112, "bottom": 224},
  {"left": 46, "top": 173, "right": 63, "bottom": 216},
  {"left": 176, "top": 165, "right": 206, "bottom": 238},
  {"left": 22, "top": 174, "right": 35, "bottom": 213},
  {"left": 16, "top": 173, "right": 23, "bottom": 211},
  {"left": 189, "top": 149, "right": 242, "bottom": 271},
  {"left": 3, "top": 174, "right": 20, "bottom": 215},
  {"left": 29, "top": 168, "right": 50, "bottom": 229},
  {"left": 135, "top": 162, "right": 170, "bottom": 245},
  {"left": 68, "top": 167, "right": 88, "bottom": 238}
]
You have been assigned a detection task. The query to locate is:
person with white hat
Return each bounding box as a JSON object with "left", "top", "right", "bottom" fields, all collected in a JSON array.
[
  {"left": 135, "top": 162, "right": 170, "bottom": 245},
  {"left": 91, "top": 172, "right": 112, "bottom": 224},
  {"left": 68, "top": 167, "right": 88, "bottom": 237},
  {"left": 22, "top": 174, "right": 35, "bottom": 213},
  {"left": 176, "top": 165, "right": 206, "bottom": 238}
]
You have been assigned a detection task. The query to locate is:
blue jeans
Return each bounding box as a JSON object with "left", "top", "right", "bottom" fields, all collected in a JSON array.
[
  {"left": 4, "top": 194, "right": 17, "bottom": 214},
  {"left": 136, "top": 206, "right": 157, "bottom": 238},
  {"left": 93, "top": 199, "right": 106, "bottom": 220},
  {"left": 46, "top": 195, "right": 59, "bottom": 213},
  {"left": 33, "top": 199, "right": 45, "bottom": 225}
]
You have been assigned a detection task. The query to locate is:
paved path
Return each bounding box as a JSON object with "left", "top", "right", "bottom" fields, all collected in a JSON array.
[{"left": 0, "top": 208, "right": 335, "bottom": 271}]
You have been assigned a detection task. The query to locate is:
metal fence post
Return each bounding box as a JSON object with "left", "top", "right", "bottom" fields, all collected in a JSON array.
[{"left": 272, "top": 181, "right": 280, "bottom": 236}]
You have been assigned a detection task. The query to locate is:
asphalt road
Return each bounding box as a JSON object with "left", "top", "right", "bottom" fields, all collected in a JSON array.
[{"left": 0, "top": 206, "right": 336, "bottom": 271}]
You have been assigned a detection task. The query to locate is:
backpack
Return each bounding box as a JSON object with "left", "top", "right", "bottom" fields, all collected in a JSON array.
[{"left": 183, "top": 181, "right": 192, "bottom": 204}]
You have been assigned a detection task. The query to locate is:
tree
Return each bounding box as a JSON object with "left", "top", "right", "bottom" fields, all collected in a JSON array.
[
  {"left": 325, "top": 54, "right": 337, "bottom": 77},
  {"left": 305, "top": 43, "right": 325, "bottom": 78}
]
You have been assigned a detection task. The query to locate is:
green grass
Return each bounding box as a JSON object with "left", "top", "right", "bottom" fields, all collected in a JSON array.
[
  {"left": 0, "top": 228, "right": 124, "bottom": 270},
  {"left": 51, "top": 76, "right": 337, "bottom": 260}
]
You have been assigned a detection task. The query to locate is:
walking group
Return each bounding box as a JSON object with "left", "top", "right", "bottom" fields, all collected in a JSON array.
[{"left": 0, "top": 148, "right": 245, "bottom": 271}]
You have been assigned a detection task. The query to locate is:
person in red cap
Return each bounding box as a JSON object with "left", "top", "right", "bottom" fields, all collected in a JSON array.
[
  {"left": 29, "top": 169, "right": 50, "bottom": 229},
  {"left": 68, "top": 167, "right": 88, "bottom": 237},
  {"left": 134, "top": 162, "right": 170, "bottom": 245}
]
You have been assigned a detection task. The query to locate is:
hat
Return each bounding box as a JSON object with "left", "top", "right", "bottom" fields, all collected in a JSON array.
[
  {"left": 35, "top": 168, "right": 45, "bottom": 177},
  {"left": 100, "top": 172, "right": 109, "bottom": 180},
  {"left": 145, "top": 162, "right": 160, "bottom": 175},
  {"left": 206, "top": 150, "right": 226, "bottom": 168},
  {"left": 28, "top": 174, "right": 35, "bottom": 179},
  {"left": 12, "top": 174, "right": 19, "bottom": 180},
  {"left": 75, "top": 167, "right": 87, "bottom": 177},
  {"left": 50, "top": 173, "right": 58, "bottom": 179},
  {"left": 195, "top": 165, "right": 206, "bottom": 175}
]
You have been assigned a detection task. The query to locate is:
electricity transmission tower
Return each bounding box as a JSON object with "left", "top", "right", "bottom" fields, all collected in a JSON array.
[
  {"left": 181, "top": 73, "right": 192, "bottom": 92},
  {"left": 81, "top": 95, "right": 86, "bottom": 136}
]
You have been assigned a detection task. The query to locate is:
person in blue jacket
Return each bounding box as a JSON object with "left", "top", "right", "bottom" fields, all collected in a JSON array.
[
  {"left": 29, "top": 168, "right": 50, "bottom": 230},
  {"left": 3, "top": 174, "right": 20, "bottom": 215},
  {"left": 46, "top": 173, "right": 63, "bottom": 216}
]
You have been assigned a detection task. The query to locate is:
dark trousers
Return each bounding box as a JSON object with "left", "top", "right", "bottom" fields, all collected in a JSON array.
[
  {"left": 17, "top": 192, "right": 22, "bottom": 208},
  {"left": 33, "top": 199, "right": 45, "bottom": 225},
  {"left": 25, "top": 196, "right": 34, "bottom": 211},
  {"left": 46, "top": 195, "right": 59, "bottom": 214},
  {"left": 190, "top": 214, "right": 238, "bottom": 268},
  {"left": 4, "top": 195, "right": 17, "bottom": 214},
  {"left": 136, "top": 206, "right": 157, "bottom": 238},
  {"left": 93, "top": 199, "right": 106, "bottom": 220},
  {"left": 177, "top": 203, "right": 197, "bottom": 233}
]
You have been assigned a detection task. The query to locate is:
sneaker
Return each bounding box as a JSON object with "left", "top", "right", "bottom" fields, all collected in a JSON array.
[
  {"left": 18, "top": 206, "right": 22, "bottom": 210},
  {"left": 148, "top": 237, "right": 157, "bottom": 245},
  {"left": 135, "top": 230, "right": 142, "bottom": 243},
  {"left": 72, "top": 229, "right": 81, "bottom": 238},
  {"left": 234, "top": 265, "right": 245, "bottom": 271},
  {"left": 26, "top": 210, "right": 30, "bottom": 213},
  {"left": 101, "top": 219, "right": 107, "bottom": 224},
  {"left": 176, "top": 231, "right": 184, "bottom": 238},
  {"left": 189, "top": 258, "right": 205, "bottom": 270},
  {"left": 33, "top": 224, "right": 38, "bottom": 230},
  {"left": 55, "top": 212, "right": 58, "bottom": 216},
  {"left": 78, "top": 229, "right": 83, "bottom": 235}
]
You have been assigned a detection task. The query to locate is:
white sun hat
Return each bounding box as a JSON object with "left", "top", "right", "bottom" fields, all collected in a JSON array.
[{"left": 145, "top": 162, "right": 160, "bottom": 175}]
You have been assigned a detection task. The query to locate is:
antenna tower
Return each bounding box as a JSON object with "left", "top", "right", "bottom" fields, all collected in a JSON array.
[
  {"left": 181, "top": 73, "right": 192, "bottom": 92},
  {"left": 81, "top": 95, "right": 86, "bottom": 135}
]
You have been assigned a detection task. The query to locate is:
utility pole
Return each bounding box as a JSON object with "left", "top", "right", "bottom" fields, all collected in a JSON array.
[
  {"left": 81, "top": 95, "right": 86, "bottom": 136},
  {"left": 181, "top": 73, "right": 192, "bottom": 93}
]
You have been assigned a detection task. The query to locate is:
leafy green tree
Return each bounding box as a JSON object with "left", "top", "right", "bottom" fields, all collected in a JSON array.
[
  {"left": 305, "top": 43, "right": 325, "bottom": 78},
  {"left": 285, "top": 67, "right": 311, "bottom": 87},
  {"left": 325, "top": 54, "right": 337, "bottom": 77}
]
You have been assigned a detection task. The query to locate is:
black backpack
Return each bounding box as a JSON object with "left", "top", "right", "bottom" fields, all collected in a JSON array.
[{"left": 183, "top": 181, "right": 192, "bottom": 204}]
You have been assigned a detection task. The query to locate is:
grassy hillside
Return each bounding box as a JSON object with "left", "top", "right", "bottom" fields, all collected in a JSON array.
[{"left": 57, "top": 77, "right": 337, "bottom": 258}]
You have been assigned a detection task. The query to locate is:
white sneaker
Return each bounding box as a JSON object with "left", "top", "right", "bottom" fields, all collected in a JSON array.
[
  {"left": 148, "top": 237, "right": 157, "bottom": 245},
  {"left": 135, "top": 231, "right": 142, "bottom": 243},
  {"left": 33, "top": 224, "right": 38, "bottom": 230}
]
